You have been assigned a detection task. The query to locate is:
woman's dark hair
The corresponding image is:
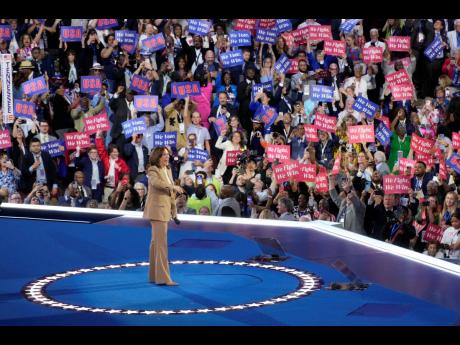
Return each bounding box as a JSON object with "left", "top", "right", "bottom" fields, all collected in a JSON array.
[
  {"left": 351, "top": 176, "right": 366, "bottom": 194},
  {"left": 108, "top": 143, "right": 119, "bottom": 155},
  {"left": 451, "top": 209, "right": 460, "bottom": 221},
  {"left": 174, "top": 55, "right": 186, "bottom": 71},
  {"left": 195, "top": 185, "right": 207, "bottom": 199},
  {"left": 149, "top": 146, "right": 170, "bottom": 168},
  {"left": 13, "top": 70, "right": 32, "bottom": 89},
  {"left": 104, "top": 33, "right": 115, "bottom": 45},
  {"left": 84, "top": 28, "right": 97, "bottom": 44},
  {"left": 221, "top": 70, "right": 234, "bottom": 85}
]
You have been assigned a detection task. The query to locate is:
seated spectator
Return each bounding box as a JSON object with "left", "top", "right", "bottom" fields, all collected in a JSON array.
[
  {"left": 199, "top": 206, "right": 211, "bottom": 215},
  {"left": 75, "top": 145, "right": 105, "bottom": 202},
  {"left": 124, "top": 133, "right": 149, "bottom": 183},
  {"left": 186, "top": 185, "right": 212, "bottom": 215},
  {"left": 176, "top": 192, "right": 196, "bottom": 215},
  {"left": 440, "top": 210, "right": 460, "bottom": 259},
  {"left": 277, "top": 197, "right": 297, "bottom": 221},
  {"left": 212, "top": 184, "right": 241, "bottom": 217},
  {"left": 134, "top": 182, "right": 147, "bottom": 211},
  {"left": 0, "top": 155, "right": 21, "bottom": 200},
  {"left": 423, "top": 241, "right": 445, "bottom": 258},
  {"left": 33, "top": 121, "right": 57, "bottom": 144},
  {"left": 8, "top": 192, "right": 23, "bottom": 204}
]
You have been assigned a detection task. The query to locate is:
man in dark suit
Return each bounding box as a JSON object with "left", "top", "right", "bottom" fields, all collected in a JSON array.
[
  {"left": 323, "top": 63, "right": 346, "bottom": 115},
  {"left": 124, "top": 133, "right": 149, "bottom": 183},
  {"left": 230, "top": 48, "right": 257, "bottom": 84},
  {"left": 193, "top": 49, "right": 220, "bottom": 81},
  {"left": 237, "top": 66, "right": 260, "bottom": 134},
  {"left": 184, "top": 35, "right": 214, "bottom": 73},
  {"left": 273, "top": 74, "right": 299, "bottom": 114},
  {"left": 20, "top": 138, "right": 58, "bottom": 194},
  {"left": 75, "top": 146, "right": 105, "bottom": 202},
  {"left": 411, "top": 161, "right": 435, "bottom": 197},
  {"left": 109, "top": 86, "right": 135, "bottom": 152}
]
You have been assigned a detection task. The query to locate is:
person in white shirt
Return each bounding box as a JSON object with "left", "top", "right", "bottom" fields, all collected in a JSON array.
[
  {"left": 343, "top": 64, "right": 368, "bottom": 99},
  {"left": 142, "top": 111, "right": 165, "bottom": 153},
  {"left": 337, "top": 97, "right": 361, "bottom": 126},
  {"left": 33, "top": 121, "right": 57, "bottom": 143},
  {"left": 440, "top": 211, "right": 460, "bottom": 259},
  {"left": 364, "top": 28, "right": 386, "bottom": 50},
  {"left": 447, "top": 19, "right": 460, "bottom": 57}
]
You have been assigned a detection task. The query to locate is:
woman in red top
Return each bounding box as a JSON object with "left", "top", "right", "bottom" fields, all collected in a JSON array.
[
  {"left": 95, "top": 131, "right": 130, "bottom": 203},
  {"left": 441, "top": 49, "right": 460, "bottom": 81}
]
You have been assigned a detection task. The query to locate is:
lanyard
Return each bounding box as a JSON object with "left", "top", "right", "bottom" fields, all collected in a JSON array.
[{"left": 390, "top": 223, "right": 400, "bottom": 239}]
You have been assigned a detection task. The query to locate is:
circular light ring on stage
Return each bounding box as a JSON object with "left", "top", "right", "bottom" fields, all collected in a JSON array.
[{"left": 22, "top": 260, "right": 322, "bottom": 315}]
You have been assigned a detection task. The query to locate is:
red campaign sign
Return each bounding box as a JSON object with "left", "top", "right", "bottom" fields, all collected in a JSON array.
[
  {"left": 266, "top": 144, "right": 291, "bottom": 163},
  {"left": 452, "top": 132, "right": 460, "bottom": 149},
  {"left": 291, "top": 27, "right": 309, "bottom": 44},
  {"left": 415, "top": 152, "right": 435, "bottom": 168},
  {"left": 306, "top": 25, "right": 332, "bottom": 41},
  {"left": 385, "top": 69, "right": 411, "bottom": 88},
  {"left": 314, "top": 113, "right": 337, "bottom": 133},
  {"left": 226, "top": 150, "right": 241, "bottom": 166},
  {"left": 363, "top": 47, "right": 384, "bottom": 64},
  {"left": 64, "top": 132, "right": 91, "bottom": 150},
  {"left": 391, "top": 83, "right": 414, "bottom": 101},
  {"left": 399, "top": 157, "right": 416, "bottom": 176},
  {"left": 439, "top": 158, "right": 447, "bottom": 181},
  {"left": 234, "top": 19, "right": 257, "bottom": 32},
  {"left": 422, "top": 223, "right": 444, "bottom": 243},
  {"left": 287, "top": 58, "right": 299, "bottom": 74},
  {"left": 383, "top": 174, "right": 411, "bottom": 195},
  {"left": 410, "top": 134, "right": 435, "bottom": 155},
  {"left": 387, "top": 36, "right": 411, "bottom": 52},
  {"left": 298, "top": 163, "right": 317, "bottom": 182},
  {"left": 304, "top": 124, "right": 319, "bottom": 142},
  {"left": 83, "top": 112, "right": 111, "bottom": 135},
  {"left": 273, "top": 160, "right": 301, "bottom": 184},
  {"left": 324, "top": 39, "right": 346, "bottom": 57},
  {"left": 258, "top": 19, "right": 276, "bottom": 28},
  {"left": 281, "top": 32, "right": 295, "bottom": 49},
  {"left": 0, "top": 130, "right": 12, "bottom": 149},
  {"left": 347, "top": 125, "right": 375, "bottom": 144},
  {"left": 315, "top": 173, "right": 329, "bottom": 193},
  {"left": 332, "top": 154, "right": 341, "bottom": 175}
]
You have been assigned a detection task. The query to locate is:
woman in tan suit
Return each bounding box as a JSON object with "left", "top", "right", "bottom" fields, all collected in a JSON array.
[{"left": 143, "top": 147, "right": 184, "bottom": 286}]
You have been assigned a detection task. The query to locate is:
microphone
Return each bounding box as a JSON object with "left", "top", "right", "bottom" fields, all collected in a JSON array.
[{"left": 173, "top": 217, "right": 181, "bottom": 225}]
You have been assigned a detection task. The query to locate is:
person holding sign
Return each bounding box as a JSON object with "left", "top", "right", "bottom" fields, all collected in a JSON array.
[
  {"left": 215, "top": 128, "right": 247, "bottom": 184},
  {"left": 143, "top": 146, "right": 184, "bottom": 286}
]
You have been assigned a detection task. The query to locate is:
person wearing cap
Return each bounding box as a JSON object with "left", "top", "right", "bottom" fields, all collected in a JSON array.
[{"left": 13, "top": 60, "right": 36, "bottom": 99}]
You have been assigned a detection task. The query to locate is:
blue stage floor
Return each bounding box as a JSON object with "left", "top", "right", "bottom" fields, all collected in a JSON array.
[{"left": 0, "top": 218, "right": 458, "bottom": 326}]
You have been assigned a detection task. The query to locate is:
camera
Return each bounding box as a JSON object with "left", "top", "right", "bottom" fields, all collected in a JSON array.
[{"left": 237, "top": 152, "right": 249, "bottom": 166}]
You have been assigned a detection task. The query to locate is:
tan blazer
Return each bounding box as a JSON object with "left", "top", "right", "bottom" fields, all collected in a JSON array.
[{"left": 143, "top": 165, "right": 177, "bottom": 222}]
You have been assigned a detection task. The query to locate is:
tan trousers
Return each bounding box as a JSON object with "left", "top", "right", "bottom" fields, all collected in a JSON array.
[{"left": 149, "top": 221, "right": 172, "bottom": 284}]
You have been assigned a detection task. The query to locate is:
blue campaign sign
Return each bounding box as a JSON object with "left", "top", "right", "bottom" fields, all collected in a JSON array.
[
  {"left": 115, "top": 30, "right": 138, "bottom": 54},
  {"left": 453, "top": 69, "right": 460, "bottom": 87},
  {"left": 447, "top": 153, "right": 460, "bottom": 174},
  {"left": 352, "top": 96, "right": 379, "bottom": 119},
  {"left": 275, "top": 19, "right": 292, "bottom": 34},
  {"left": 424, "top": 36, "right": 444, "bottom": 62},
  {"left": 141, "top": 33, "right": 166, "bottom": 53},
  {"left": 171, "top": 81, "right": 201, "bottom": 99},
  {"left": 0, "top": 25, "right": 13, "bottom": 40},
  {"left": 22, "top": 76, "right": 48, "bottom": 97},
  {"left": 80, "top": 76, "right": 102, "bottom": 94},
  {"left": 340, "top": 19, "right": 360, "bottom": 33},
  {"left": 310, "top": 85, "right": 334, "bottom": 102},
  {"left": 96, "top": 19, "right": 118, "bottom": 30},
  {"left": 122, "top": 118, "right": 147, "bottom": 138},
  {"left": 130, "top": 74, "right": 150, "bottom": 95},
  {"left": 229, "top": 31, "right": 252, "bottom": 47},
  {"left": 213, "top": 115, "right": 228, "bottom": 135},
  {"left": 134, "top": 95, "right": 158, "bottom": 112},
  {"left": 220, "top": 50, "right": 244, "bottom": 68},
  {"left": 251, "top": 81, "right": 273, "bottom": 100},
  {"left": 376, "top": 122, "right": 392, "bottom": 146},
  {"left": 254, "top": 105, "right": 277, "bottom": 128},
  {"left": 188, "top": 19, "right": 211, "bottom": 36},
  {"left": 153, "top": 131, "right": 177, "bottom": 148},
  {"left": 60, "top": 26, "right": 83, "bottom": 42},
  {"left": 274, "top": 54, "right": 292, "bottom": 74},
  {"left": 188, "top": 148, "right": 209, "bottom": 162},
  {"left": 41, "top": 140, "right": 66, "bottom": 157},
  {"left": 255, "top": 28, "right": 278, "bottom": 45},
  {"left": 14, "top": 100, "right": 35, "bottom": 120}
]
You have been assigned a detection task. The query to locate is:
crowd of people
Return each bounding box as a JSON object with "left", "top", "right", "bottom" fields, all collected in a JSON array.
[{"left": 1, "top": 18, "right": 460, "bottom": 261}]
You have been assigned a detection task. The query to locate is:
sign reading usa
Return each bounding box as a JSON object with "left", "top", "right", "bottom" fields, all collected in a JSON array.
[
  {"left": 14, "top": 100, "right": 35, "bottom": 119},
  {"left": 141, "top": 33, "right": 166, "bottom": 53},
  {"left": 0, "top": 25, "right": 12, "bottom": 40},
  {"left": 130, "top": 74, "right": 150, "bottom": 95},
  {"left": 352, "top": 96, "right": 379, "bottom": 119},
  {"left": 134, "top": 95, "right": 158, "bottom": 112},
  {"left": 64, "top": 132, "right": 91, "bottom": 150},
  {"left": 171, "top": 81, "right": 201, "bottom": 99},
  {"left": 96, "top": 19, "right": 118, "bottom": 30},
  {"left": 324, "top": 39, "right": 346, "bottom": 57},
  {"left": 387, "top": 36, "right": 411, "bottom": 52},
  {"left": 80, "top": 76, "right": 102, "bottom": 94},
  {"left": 188, "top": 19, "right": 211, "bottom": 36},
  {"left": 83, "top": 112, "right": 111, "bottom": 135},
  {"left": 60, "top": 26, "right": 83, "bottom": 42},
  {"left": 229, "top": 31, "right": 252, "bottom": 47},
  {"left": 255, "top": 28, "right": 277, "bottom": 44},
  {"left": 220, "top": 50, "right": 244, "bottom": 68},
  {"left": 22, "top": 76, "right": 48, "bottom": 96},
  {"left": 122, "top": 118, "right": 147, "bottom": 138},
  {"left": 153, "top": 131, "right": 177, "bottom": 148},
  {"left": 41, "top": 140, "right": 66, "bottom": 157},
  {"left": 254, "top": 105, "right": 277, "bottom": 128},
  {"left": 310, "top": 85, "right": 334, "bottom": 102},
  {"left": 274, "top": 54, "right": 292, "bottom": 75}
]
